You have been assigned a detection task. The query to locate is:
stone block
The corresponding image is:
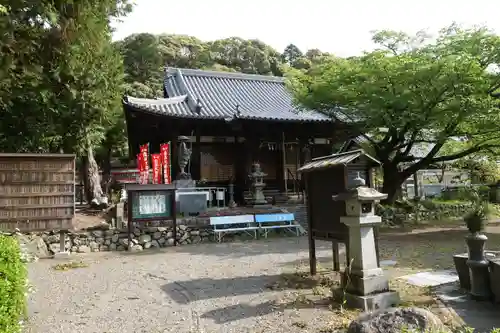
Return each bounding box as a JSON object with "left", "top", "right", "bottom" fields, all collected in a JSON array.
[
  {"left": 344, "top": 290, "right": 400, "bottom": 312},
  {"left": 346, "top": 272, "right": 390, "bottom": 296},
  {"left": 453, "top": 253, "right": 470, "bottom": 290},
  {"left": 53, "top": 251, "right": 71, "bottom": 259}
]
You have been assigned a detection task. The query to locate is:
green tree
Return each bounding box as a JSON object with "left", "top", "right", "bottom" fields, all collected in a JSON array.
[
  {"left": 119, "top": 33, "right": 164, "bottom": 92},
  {"left": 158, "top": 34, "right": 210, "bottom": 69},
  {"left": 287, "top": 25, "right": 500, "bottom": 203},
  {"left": 208, "top": 37, "right": 280, "bottom": 75},
  {"left": 282, "top": 43, "right": 303, "bottom": 65},
  {"left": 0, "top": 0, "right": 131, "bottom": 202}
]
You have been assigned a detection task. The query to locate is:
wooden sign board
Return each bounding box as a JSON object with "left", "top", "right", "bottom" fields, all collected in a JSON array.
[
  {"left": 130, "top": 190, "right": 173, "bottom": 219},
  {"left": 126, "top": 184, "right": 176, "bottom": 222},
  {"left": 126, "top": 183, "right": 177, "bottom": 247}
]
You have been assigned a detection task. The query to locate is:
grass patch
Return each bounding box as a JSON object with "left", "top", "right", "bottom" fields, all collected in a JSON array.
[
  {"left": 429, "top": 199, "right": 467, "bottom": 205},
  {"left": 268, "top": 263, "right": 457, "bottom": 332},
  {"left": 52, "top": 261, "right": 89, "bottom": 271},
  {"left": 0, "top": 235, "right": 27, "bottom": 333}
]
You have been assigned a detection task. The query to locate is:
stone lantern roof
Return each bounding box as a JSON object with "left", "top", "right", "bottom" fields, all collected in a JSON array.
[
  {"left": 332, "top": 187, "right": 388, "bottom": 202},
  {"left": 332, "top": 173, "right": 387, "bottom": 202}
]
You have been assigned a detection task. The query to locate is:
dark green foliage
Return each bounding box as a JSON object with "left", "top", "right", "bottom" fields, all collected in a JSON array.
[
  {"left": 377, "top": 200, "right": 472, "bottom": 225},
  {"left": 464, "top": 189, "right": 489, "bottom": 233},
  {"left": 0, "top": 235, "right": 27, "bottom": 333},
  {"left": 0, "top": 0, "right": 130, "bottom": 156}
]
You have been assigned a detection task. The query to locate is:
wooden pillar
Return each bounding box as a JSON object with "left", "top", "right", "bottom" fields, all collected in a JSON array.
[
  {"left": 276, "top": 131, "right": 285, "bottom": 193},
  {"left": 298, "top": 138, "right": 306, "bottom": 193},
  {"left": 191, "top": 131, "right": 201, "bottom": 181},
  {"left": 305, "top": 174, "right": 317, "bottom": 275},
  {"left": 171, "top": 134, "right": 178, "bottom": 181},
  {"left": 233, "top": 136, "right": 245, "bottom": 203},
  {"left": 282, "top": 131, "right": 288, "bottom": 194}
]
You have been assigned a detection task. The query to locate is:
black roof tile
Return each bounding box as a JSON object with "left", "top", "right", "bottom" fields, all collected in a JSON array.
[{"left": 124, "top": 68, "right": 341, "bottom": 123}]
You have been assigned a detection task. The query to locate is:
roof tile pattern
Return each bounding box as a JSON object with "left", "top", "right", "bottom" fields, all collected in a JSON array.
[{"left": 125, "top": 68, "right": 333, "bottom": 123}]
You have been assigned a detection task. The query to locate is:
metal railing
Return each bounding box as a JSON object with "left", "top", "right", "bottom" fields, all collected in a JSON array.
[{"left": 176, "top": 186, "right": 228, "bottom": 208}]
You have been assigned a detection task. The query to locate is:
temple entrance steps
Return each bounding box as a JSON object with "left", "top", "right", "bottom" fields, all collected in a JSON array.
[{"left": 243, "top": 188, "right": 305, "bottom": 205}]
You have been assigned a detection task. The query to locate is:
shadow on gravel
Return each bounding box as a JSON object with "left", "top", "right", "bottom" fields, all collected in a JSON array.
[
  {"left": 200, "top": 301, "right": 277, "bottom": 324},
  {"left": 170, "top": 237, "right": 334, "bottom": 258},
  {"left": 162, "top": 269, "right": 337, "bottom": 305},
  {"left": 118, "top": 237, "right": 334, "bottom": 259},
  {"left": 161, "top": 274, "right": 280, "bottom": 304}
]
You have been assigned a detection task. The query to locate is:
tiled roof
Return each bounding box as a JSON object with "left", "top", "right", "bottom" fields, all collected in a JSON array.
[
  {"left": 298, "top": 149, "right": 380, "bottom": 173},
  {"left": 125, "top": 95, "right": 197, "bottom": 118},
  {"left": 124, "top": 68, "right": 338, "bottom": 123}
]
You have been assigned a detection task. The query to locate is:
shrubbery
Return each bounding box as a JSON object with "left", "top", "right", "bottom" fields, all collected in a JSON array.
[
  {"left": 376, "top": 199, "right": 472, "bottom": 225},
  {"left": 0, "top": 235, "right": 27, "bottom": 333}
]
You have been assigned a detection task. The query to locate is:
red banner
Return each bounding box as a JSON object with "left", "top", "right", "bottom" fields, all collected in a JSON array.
[
  {"left": 136, "top": 154, "right": 144, "bottom": 184},
  {"left": 160, "top": 142, "right": 171, "bottom": 184},
  {"left": 139, "top": 143, "right": 149, "bottom": 184},
  {"left": 151, "top": 154, "right": 162, "bottom": 184}
]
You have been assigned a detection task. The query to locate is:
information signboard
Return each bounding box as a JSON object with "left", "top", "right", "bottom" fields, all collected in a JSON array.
[
  {"left": 131, "top": 190, "right": 172, "bottom": 219},
  {"left": 126, "top": 184, "right": 177, "bottom": 248}
]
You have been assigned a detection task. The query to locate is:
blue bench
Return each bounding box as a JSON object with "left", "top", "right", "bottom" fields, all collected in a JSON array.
[
  {"left": 254, "top": 213, "right": 299, "bottom": 238},
  {"left": 209, "top": 214, "right": 257, "bottom": 242}
]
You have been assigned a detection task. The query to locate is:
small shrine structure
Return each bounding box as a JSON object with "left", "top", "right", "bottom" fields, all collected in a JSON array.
[{"left": 297, "top": 149, "right": 381, "bottom": 274}]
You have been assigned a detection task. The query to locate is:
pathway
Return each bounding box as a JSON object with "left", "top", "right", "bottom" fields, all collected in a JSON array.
[{"left": 25, "top": 238, "right": 341, "bottom": 333}]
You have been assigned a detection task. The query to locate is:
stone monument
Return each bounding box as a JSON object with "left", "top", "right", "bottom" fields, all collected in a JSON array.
[
  {"left": 332, "top": 173, "right": 399, "bottom": 311},
  {"left": 248, "top": 162, "right": 268, "bottom": 206}
]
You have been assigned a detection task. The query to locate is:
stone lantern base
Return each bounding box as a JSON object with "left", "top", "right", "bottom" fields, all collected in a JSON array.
[{"left": 343, "top": 289, "right": 400, "bottom": 312}]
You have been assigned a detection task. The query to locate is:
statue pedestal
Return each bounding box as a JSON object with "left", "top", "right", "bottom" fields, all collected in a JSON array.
[{"left": 174, "top": 179, "right": 195, "bottom": 189}]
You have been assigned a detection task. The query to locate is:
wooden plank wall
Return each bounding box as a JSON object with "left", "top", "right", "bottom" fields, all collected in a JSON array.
[{"left": 0, "top": 153, "right": 76, "bottom": 232}]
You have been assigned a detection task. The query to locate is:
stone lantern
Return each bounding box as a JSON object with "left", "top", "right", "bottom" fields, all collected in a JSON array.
[
  {"left": 332, "top": 173, "right": 399, "bottom": 311},
  {"left": 248, "top": 162, "right": 268, "bottom": 206}
]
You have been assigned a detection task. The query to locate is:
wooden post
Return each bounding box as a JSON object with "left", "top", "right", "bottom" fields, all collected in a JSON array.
[
  {"left": 282, "top": 131, "right": 288, "bottom": 195},
  {"left": 172, "top": 189, "right": 177, "bottom": 246},
  {"left": 59, "top": 230, "right": 66, "bottom": 253},
  {"left": 305, "top": 174, "right": 317, "bottom": 275},
  {"left": 127, "top": 189, "right": 133, "bottom": 251},
  {"left": 171, "top": 134, "right": 178, "bottom": 181},
  {"left": 191, "top": 131, "right": 201, "bottom": 181},
  {"left": 332, "top": 241, "right": 340, "bottom": 271}
]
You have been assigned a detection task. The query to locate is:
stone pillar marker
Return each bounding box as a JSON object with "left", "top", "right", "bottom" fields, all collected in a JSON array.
[{"left": 332, "top": 173, "right": 399, "bottom": 311}]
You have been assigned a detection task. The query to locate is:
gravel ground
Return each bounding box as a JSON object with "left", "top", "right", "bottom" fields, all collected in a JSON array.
[{"left": 26, "top": 237, "right": 342, "bottom": 333}]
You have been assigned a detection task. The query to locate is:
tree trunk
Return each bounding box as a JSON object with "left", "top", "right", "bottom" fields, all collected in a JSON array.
[
  {"left": 102, "top": 146, "right": 112, "bottom": 196},
  {"left": 86, "top": 139, "right": 104, "bottom": 202},
  {"left": 381, "top": 163, "right": 405, "bottom": 204}
]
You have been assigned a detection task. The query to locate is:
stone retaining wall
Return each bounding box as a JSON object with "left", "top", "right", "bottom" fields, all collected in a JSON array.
[
  {"left": 53, "top": 224, "right": 211, "bottom": 253},
  {"left": 7, "top": 205, "right": 310, "bottom": 256},
  {"left": 377, "top": 202, "right": 471, "bottom": 225},
  {"left": 6, "top": 218, "right": 213, "bottom": 256}
]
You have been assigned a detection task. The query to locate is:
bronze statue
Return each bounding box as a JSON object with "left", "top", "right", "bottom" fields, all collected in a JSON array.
[{"left": 177, "top": 135, "right": 192, "bottom": 180}]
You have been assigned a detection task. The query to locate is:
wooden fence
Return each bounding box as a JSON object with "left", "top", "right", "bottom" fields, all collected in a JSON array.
[{"left": 0, "top": 153, "right": 76, "bottom": 232}]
